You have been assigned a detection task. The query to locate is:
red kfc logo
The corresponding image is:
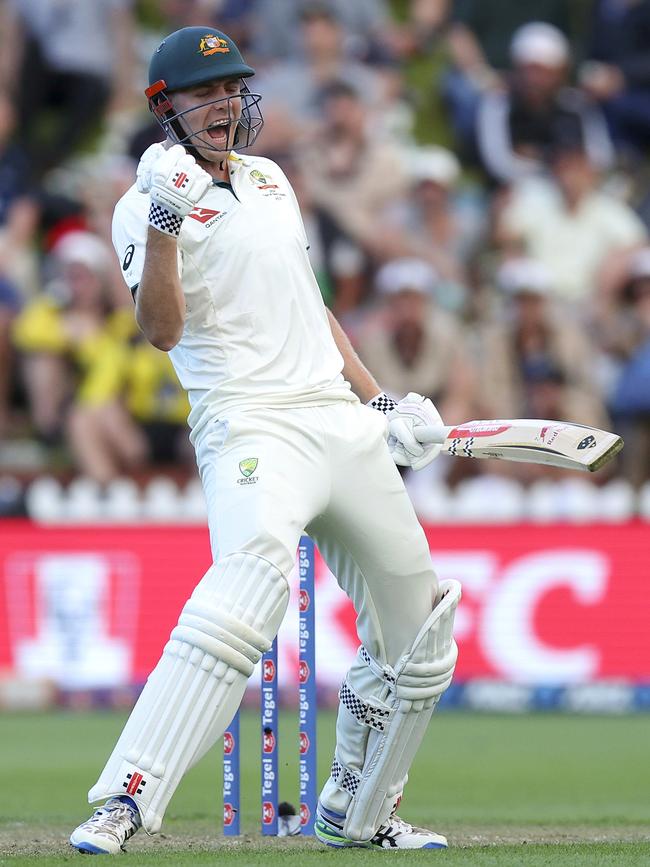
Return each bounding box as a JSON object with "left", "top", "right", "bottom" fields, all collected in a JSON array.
[
  {"left": 224, "top": 731, "right": 235, "bottom": 755},
  {"left": 299, "top": 589, "right": 310, "bottom": 612},
  {"left": 299, "top": 660, "right": 310, "bottom": 683},
  {"left": 224, "top": 803, "right": 235, "bottom": 825},
  {"left": 262, "top": 802, "right": 275, "bottom": 824},
  {"left": 300, "top": 803, "right": 310, "bottom": 825},
  {"left": 263, "top": 659, "right": 276, "bottom": 682},
  {"left": 263, "top": 730, "right": 276, "bottom": 753},
  {"left": 299, "top": 732, "right": 309, "bottom": 754}
]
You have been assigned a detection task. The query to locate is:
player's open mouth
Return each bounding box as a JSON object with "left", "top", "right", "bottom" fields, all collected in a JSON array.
[{"left": 207, "top": 120, "right": 230, "bottom": 143}]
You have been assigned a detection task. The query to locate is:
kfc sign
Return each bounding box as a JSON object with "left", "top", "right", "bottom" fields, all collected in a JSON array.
[
  {"left": 425, "top": 523, "right": 650, "bottom": 682},
  {"left": 433, "top": 549, "right": 607, "bottom": 682},
  {"left": 0, "top": 521, "right": 648, "bottom": 688}
]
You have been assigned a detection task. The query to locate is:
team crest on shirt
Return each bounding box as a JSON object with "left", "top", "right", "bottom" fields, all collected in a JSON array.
[
  {"left": 198, "top": 34, "right": 230, "bottom": 56},
  {"left": 237, "top": 457, "right": 259, "bottom": 485},
  {"left": 249, "top": 169, "right": 279, "bottom": 191}
]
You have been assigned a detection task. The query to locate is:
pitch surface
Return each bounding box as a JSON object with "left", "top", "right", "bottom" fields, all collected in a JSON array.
[{"left": 0, "top": 709, "right": 647, "bottom": 865}]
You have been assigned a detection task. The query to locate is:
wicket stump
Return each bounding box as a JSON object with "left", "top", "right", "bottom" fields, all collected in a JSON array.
[{"left": 223, "top": 536, "right": 317, "bottom": 836}]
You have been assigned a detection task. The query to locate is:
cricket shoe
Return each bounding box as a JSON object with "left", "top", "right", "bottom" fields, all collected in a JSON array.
[
  {"left": 315, "top": 802, "right": 448, "bottom": 850},
  {"left": 69, "top": 796, "right": 141, "bottom": 854}
]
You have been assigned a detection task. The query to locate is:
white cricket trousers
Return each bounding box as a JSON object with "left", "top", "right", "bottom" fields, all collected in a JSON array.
[{"left": 195, "top": 401, "right": 437, "bottom": 665}]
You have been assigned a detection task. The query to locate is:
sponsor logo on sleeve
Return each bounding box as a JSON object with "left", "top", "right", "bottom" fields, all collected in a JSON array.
[{"left": 122, "top": 244, "right": 135, "bottom": 271}]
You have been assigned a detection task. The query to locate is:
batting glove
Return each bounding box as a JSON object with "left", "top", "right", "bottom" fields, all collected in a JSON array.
[
  {"left": 369, "top": 391, "right": 444, "bottom": 471},
  {"left": 147, "top": 145, "right": 212, "bottom": 237},
  {"left": 136, "top": 142, "right": 166, "bottom": 194}
]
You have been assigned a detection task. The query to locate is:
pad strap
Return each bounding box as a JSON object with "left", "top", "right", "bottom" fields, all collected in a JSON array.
[
  {"left": 331, "top": 757, "right": 362, "bottom": 797},
  {"left": 358, "top": 646, "right": 397, "bottom": 686},
  {"left": 341, "top": 580, "right": 461, "bottom": 841},
  {"left": 339, "top": 680, "right": 393, "bottom": 733}
]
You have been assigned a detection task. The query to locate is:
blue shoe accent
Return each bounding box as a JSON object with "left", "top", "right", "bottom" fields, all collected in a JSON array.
[
  {"left": 316, "top": 801, "right": 346, "bottom": 825},
  {"left": 114, "top": 795, "right": 138, "bottom": 811},
  {"left": 71, "top": 841, "right": 111, "bottom": 854},
  {"left": 315, "top": 808, "right": 448, "bottom": 850}
]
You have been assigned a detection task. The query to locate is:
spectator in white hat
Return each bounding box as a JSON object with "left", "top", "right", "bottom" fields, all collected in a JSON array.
[
  {"left": 476, "top": 21, "right": 613, "bottom": 184},
  {"left": 440, "top": 0, "right": 572, "bottom": 149},
  {"left": 378, "top": 145, "right": 483, "bottom": 311}
]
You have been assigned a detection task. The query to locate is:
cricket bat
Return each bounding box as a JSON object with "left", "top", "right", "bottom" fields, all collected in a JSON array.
[{"left": 415, "top": 419, "right": 623, "bottom": 472}]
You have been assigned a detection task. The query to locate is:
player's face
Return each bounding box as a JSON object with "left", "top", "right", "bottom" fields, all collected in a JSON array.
[{"left": 173, "top": 78, "right": 242, "bottom": 160}]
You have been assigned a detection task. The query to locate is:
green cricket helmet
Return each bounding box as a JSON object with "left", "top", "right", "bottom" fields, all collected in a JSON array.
[{"left": 145, "top": 26, "right": 263, "bottom": 154}]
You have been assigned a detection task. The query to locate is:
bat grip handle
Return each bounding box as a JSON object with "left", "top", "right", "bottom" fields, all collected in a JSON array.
[{"left": 413, "top": 424, "right": 449, "bottom": 445}]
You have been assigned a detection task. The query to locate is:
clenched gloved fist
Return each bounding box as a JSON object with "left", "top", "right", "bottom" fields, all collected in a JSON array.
[
  {"left": 370, "top": 391, "right": 444, "bottom": 471},
  {"left": 142, "top": 144, "right": 212, "bottom": 237},
  {"left": 136, "top": 142, "right": 166, "bottom": 194}
]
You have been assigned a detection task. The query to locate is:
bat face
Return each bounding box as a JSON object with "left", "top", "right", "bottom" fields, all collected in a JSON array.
[{"left": 441, "top": 420, "right": 623, "bottom": 472}]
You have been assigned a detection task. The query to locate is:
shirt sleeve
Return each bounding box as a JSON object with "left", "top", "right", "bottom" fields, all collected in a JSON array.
[
  {"left": 112, "top": 192, "right": 149, "bottom": 299},
  {"left": 112, "top": 188, "right": 183, "bottom": 300}
]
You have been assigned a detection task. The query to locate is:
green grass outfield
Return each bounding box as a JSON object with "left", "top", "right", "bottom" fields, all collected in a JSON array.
[{"left": 0, "top": 709, "right": 648, "bottom": 865}]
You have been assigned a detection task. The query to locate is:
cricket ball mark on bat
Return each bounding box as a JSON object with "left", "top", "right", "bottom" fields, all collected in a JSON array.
[{"left": 414, "top": 419, "right": 624, "bottom": 472}]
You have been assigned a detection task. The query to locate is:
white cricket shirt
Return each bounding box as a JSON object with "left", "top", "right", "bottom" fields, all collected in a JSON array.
[{"left": 112, "top": 152, "right": 355, "bottom": 440}]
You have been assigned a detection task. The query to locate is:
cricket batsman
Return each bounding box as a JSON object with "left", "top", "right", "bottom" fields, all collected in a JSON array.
[{"left": 70, "top": 26, "right": 460, "bottom": 853}]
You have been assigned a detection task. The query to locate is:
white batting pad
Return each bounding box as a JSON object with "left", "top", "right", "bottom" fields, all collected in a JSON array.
[
  {"left": 88, "top": 553, "right": 289, "bottom": 833},
  {"left": 320, "top": 580, "right": 460, "bottom": 842}
]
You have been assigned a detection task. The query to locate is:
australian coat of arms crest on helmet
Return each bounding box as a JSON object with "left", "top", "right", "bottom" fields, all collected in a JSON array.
[{"left": 198, "top": 34, "right": 230, "bottom": 56}]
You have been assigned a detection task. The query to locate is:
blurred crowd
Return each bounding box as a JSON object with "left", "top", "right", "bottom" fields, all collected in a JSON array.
[{"left": 2, "top": 0, "right": 650, "bottom": 515}]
